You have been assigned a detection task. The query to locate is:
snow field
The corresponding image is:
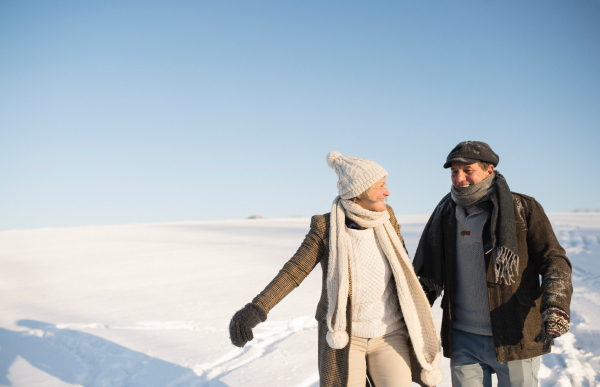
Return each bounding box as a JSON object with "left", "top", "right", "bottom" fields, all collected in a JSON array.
[{"left": 0, "top": 213, "right": 598, "bottom": 386}]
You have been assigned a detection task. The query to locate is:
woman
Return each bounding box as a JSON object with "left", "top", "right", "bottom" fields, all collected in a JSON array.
[{"left": 229, "top": 152, "right": 443, "bottom": 387}]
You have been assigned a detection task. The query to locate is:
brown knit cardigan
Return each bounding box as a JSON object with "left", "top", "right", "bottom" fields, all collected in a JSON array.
[{"left": 251, "top": 205, "right": 408, "bottom": 387}]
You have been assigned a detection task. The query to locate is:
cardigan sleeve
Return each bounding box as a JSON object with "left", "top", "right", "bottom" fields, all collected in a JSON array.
[{"left": 252, "top": 215, "right": 327, "bottom": 314}]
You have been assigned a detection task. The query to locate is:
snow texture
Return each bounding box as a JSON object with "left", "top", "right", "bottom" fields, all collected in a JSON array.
[{"left": 0, "top": 213, "right": 598, "bottom": 386}]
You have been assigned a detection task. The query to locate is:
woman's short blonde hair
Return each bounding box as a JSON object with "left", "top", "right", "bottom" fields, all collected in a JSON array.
[{"left": 351, "top": 186, "right": 372, "bottom": 203}]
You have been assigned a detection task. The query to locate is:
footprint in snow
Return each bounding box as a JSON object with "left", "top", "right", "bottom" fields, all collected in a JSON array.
[{"left": 192, "top": 316, "right": 317, "bottom": 382}]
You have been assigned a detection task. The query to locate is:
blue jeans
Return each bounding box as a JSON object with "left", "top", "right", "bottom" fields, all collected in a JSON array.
[{"left": 451, "top": 329, "right": 540, "bottom": 387}]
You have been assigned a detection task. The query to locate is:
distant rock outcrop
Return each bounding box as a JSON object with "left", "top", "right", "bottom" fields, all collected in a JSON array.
[{"left": 247, "top": 215, "right": 263, "bottom": 219}]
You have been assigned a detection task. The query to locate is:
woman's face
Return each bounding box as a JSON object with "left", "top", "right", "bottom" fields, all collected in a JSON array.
[{"left": 355, "top": 177, "right": 389, "bottom": 212}]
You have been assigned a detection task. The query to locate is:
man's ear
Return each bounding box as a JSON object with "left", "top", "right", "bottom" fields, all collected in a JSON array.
[{"left": 488, "top": 164, "right": 495, "bottom": 175}]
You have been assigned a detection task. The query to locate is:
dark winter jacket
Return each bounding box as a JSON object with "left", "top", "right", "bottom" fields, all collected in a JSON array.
[
  {"left": 415, "top": 192, "right": 572, "bottom": 362},
  {"left": 251, "top": 205, "right": 409, "bottom": 387}
]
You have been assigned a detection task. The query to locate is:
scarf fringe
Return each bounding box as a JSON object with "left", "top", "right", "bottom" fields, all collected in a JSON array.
[{"left": 494, "top": 246, "right": 519, "bottom": 285}]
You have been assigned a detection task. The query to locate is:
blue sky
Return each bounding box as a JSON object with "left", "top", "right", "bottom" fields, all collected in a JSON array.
[{"left": 1, "top": 1, "right": 599, "bottom": 230}]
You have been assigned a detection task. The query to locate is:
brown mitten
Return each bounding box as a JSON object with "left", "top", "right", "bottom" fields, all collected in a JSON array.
[{"left": 229, "top": 303, "right": 267, "bottom": 347}]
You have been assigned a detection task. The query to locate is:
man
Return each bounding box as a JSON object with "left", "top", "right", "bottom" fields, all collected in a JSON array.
[{"left": 413, "top": 141, "right": 572, "bottom": 387}]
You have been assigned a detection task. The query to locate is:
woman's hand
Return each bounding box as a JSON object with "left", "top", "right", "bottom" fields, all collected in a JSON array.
[{"left": 229, "top": 303, "right": 267, "bottom": 347}]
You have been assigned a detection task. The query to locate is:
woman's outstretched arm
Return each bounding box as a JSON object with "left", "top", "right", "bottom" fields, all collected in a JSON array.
[
  {"left": 229, "top": 214, "right": 327, "bottom": 347},
  {"left": 251, "top": 214, "right": 327, "bottom": 314}
]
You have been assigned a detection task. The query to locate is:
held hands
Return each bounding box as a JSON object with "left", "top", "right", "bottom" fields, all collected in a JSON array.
[
  {"left": 229, "top": 303, "right": 268, "bottom": 347},
  {"left": 534, "top": 306, "right": 570, "bottom": 353}
]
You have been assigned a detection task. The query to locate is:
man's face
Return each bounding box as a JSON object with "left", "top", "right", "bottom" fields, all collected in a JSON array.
[{"left": 451, "top": 162, "right": 494, "bottom": 191}]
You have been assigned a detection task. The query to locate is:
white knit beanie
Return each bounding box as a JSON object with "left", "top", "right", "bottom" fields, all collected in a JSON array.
[{"left": 326, "top": 151, "right": 387, "bottom": 199}]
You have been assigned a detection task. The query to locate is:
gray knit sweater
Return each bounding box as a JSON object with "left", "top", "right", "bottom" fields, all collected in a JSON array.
[{"left": 453, "top": 205, "right": 493, "bottom": 336}]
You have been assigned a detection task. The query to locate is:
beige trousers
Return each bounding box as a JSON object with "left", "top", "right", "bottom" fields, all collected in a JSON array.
[{"left": 347, "top": 327, "right": 412, "bottom": 387}]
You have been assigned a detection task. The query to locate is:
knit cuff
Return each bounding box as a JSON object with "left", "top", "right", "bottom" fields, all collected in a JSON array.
[
  {"left": 248, "top": 303, "right": 268, "bottom": 323},
  {"left": 541, "top": 306, "right": 570, "bottom": 337}
]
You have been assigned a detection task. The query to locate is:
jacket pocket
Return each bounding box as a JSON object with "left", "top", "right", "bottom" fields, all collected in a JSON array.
[
  {"left": 515, "top": 290, "right": 541, "bottom": 324},
  {"left": 515, "top": 290, "right": 541, "bottom": 308}
]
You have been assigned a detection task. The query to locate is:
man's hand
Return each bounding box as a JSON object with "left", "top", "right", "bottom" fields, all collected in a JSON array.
[
  {"left": 229, "top": 303, "right": 268, "bottom": 347},
  {"left": 534, "top": 307, "right": 570, "bottom": 352}
]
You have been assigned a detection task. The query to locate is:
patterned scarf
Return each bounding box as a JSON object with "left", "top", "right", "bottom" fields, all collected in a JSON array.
[{"left": 327, "top": 196, "right": 442, "bottom": 383}]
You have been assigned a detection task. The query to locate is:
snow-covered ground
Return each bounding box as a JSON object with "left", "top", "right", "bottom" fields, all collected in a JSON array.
[{"left": 1, "top": 213, "right": 599, "bottom": 387}]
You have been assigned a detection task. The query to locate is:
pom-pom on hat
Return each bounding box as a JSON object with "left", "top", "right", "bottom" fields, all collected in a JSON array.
[{"left": 326, "top": 151, "right": 388, "bottom": 199}]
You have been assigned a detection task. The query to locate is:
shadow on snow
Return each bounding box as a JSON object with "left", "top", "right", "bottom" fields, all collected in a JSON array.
[{"left": 0, "top": 320, "right": 228, "bottom": 387}]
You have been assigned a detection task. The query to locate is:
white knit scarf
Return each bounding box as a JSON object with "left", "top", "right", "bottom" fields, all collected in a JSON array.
[{"left": 327, "top": 196, "right": 443, "bottom": 384}]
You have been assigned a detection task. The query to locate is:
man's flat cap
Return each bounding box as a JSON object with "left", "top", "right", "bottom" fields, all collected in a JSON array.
[{"left": 443, "top": 141, "right": 499, "bottom": 169}]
